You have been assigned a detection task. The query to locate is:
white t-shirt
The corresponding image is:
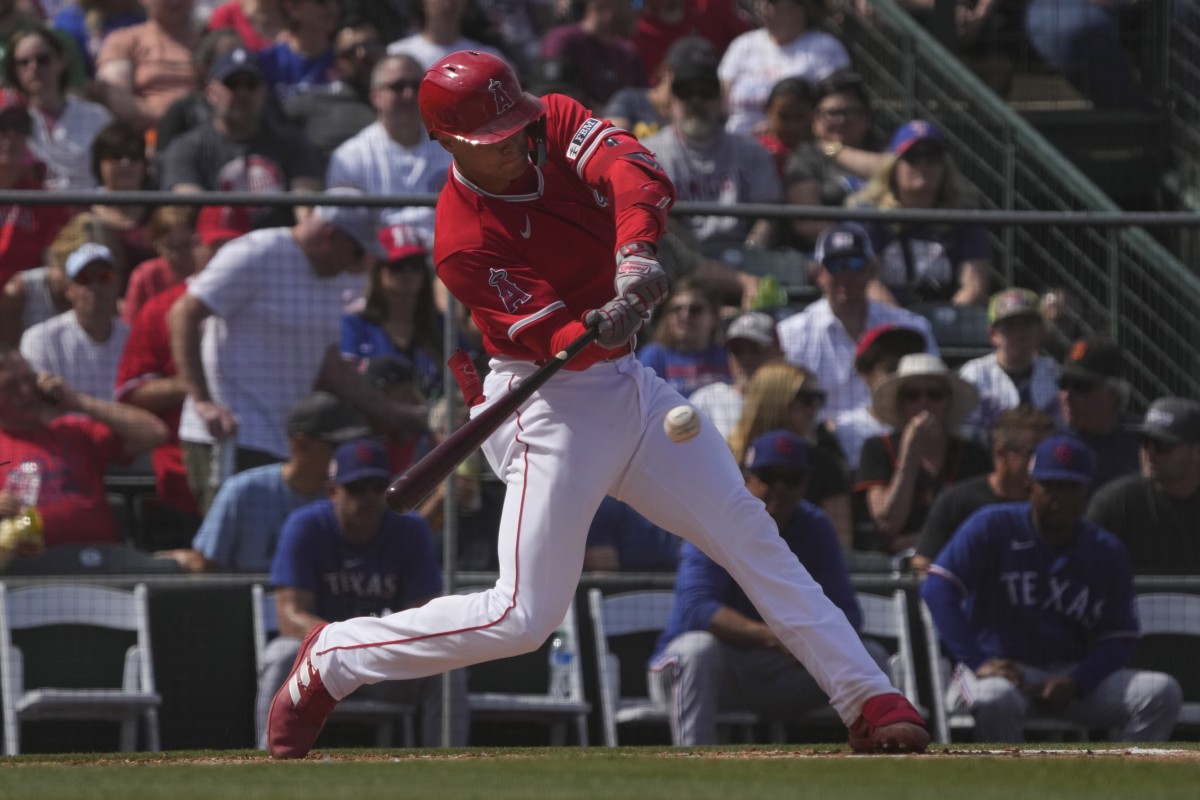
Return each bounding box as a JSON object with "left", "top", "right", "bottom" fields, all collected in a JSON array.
[
  {"left": 719, "top": 28, "right": 850, "bottom": 135},
  {"left": 326, "top": 121, "right": 452, "bottom": 240},
  {"left": 178, "top": 228, "right": 366, "bottom": 457},
  {"left": 19, "top": 311, "right": 129, "bottom": 401},
  {"left": 28, "top": 96, "right": 113, "bottom": 190},
  {"left": 776, "top": 299, "right": 938, "bottom": 421},
  {"left": 958, "top": 351, "right": 1061, "bottom": 440},
  {"left": 689, "top": 381, "right": 743, "bottom": 442},
  {"left": 385, "top": 35, "right": 505, "bottom": 68}
]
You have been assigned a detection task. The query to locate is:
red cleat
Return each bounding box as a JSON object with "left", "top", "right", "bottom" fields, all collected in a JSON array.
[
  {"left": 267, "top": 623, "right": 337, "bottom": 759},
  {"left": 848, "top": 693, "right": 931, "bottom": 753}
]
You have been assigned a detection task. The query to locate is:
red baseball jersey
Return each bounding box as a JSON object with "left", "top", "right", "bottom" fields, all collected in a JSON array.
[{"left": 432, "top": 93, "right": 675, "bottom": 368}]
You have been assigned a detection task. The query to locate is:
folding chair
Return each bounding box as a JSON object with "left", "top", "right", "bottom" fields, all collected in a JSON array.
[
  {"left": 251, "top": 584, "right": 415, "bottom": 747},
  {"left": 1134, "top": 592, "right": 1200, "bottom": 727},
  {"left": 462, "top": 589, "right": 591, "bottom": 746},
  {"left": 0, "top": 582, "right": 161, "bottom": 756},
  {"left": 587, "top": 588, "right": 760, "bottom": 747},
  {"left": 919, "top": 600, "right": 1089, "bottom": 744}
]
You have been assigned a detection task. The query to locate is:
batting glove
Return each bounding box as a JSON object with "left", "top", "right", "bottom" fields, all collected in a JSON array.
[
  {"left": 615, "top": 242, "right": 669, "bottom": 316},
  {"left": 584, "top": 296, "right": 648, "bottom": 349}
]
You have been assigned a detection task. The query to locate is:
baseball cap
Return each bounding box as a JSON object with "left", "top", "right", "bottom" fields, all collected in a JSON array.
[
  {"left": 314, "top": 187, "right": 386, "bottom": 259},
  {"left": 363, "top": 355, "right": 415, "bottom": 390},
  {"left": 888, "top": 119, "right": 945, "bottom": 156},
  {"left": 377, "top": 223, "right": 427, "bottom": 263},
  {"left": 1135, "top": 397, "right": 1200, "bottom": 445},
  {"left": 286, "top": 391, "right": 370, "bottom": 443},
  {"left": 209, "top": 47, "right": 263, "bottom": 83},
  {"left": 725, "top": 312, "right": 777, "bottom": 348},
  {"left": 987, "top": 288, "right": 1042, "bottom": 325},
  {"left": 195, "top": 205, "right": 252, "bottom": 247},
  {"left": 853, "top": 324, "right": 926, "bottom": 373},
  {"left": 1060, "top": 337, "right": 1124, "bottom": 383},
  {"left": 329, "top": 439, "right": 392, "bottom": 485},
  {"left": 667, "top": 36, "right": 719, "bottom": 93},
  {"left": 65, "top": 243, "right": 116, "bottom": 280},
  {"left": 1027, "top": 434, "right": 1096, "bottom": 485},
  {"left": 814, "top": 221, "right": 874, "bottom": 264},
  {"left": 743, "top": 430, "right": 811, "bottom": 472},
  {"left": 526, "top": 57, "right": 582, "bottom": 97}
]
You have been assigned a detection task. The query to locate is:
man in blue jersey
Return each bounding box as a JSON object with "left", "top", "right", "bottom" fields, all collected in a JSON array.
[
  {"left": 921, "top": 434, "right": 1181, "bottom": 742},
  {"left": 648, "top": 430, "right": 887, "bottom": 745},
  {"left": 255, "top": 438, "right": 468, "bottom": 749}
]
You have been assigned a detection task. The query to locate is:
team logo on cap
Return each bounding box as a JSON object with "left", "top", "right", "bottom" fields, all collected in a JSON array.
[
  {"left": 1052, "top": 443, "right": 1077, "bottom": 468},
  {"left": 829, "top": 231, "right": 855, "bottom": 251},
  {"left": 488, "top": 268, "right": 532, "bottom": 313},
  {"left": 1069, "top": 340, "right": 1089, "bottom": 363},
  {"left": 488, "top": 78, "right": 514, "bottom": 115}
]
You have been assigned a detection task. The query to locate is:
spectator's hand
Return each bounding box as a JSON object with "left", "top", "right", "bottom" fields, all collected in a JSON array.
[
  {"left": 35, "top": 372, "right": 73, "bottom": 411},
  {"left": 584, "top": 296, "right": 647, "bottom": 349},
  {"left": 1033, "top": 676, "right": 1078, "bottom": 712},
  {"left": 975, "top": 657, "right": 1025, "bottom": 688},
  {"left": 615, "top": 243, "right": 669, "bottom": 314},
  {"left": 194, "top": 399, "right": 238, "bottom": 440},
  {"left": 900, "top": 410, "right": 942, "bottom": 461},
  {"left": 0, "top": 490, "right": 20, "bottom": 518}
]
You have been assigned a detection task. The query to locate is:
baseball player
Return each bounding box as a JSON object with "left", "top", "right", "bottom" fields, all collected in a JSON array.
[
  {"left": 921, "top": 434, "right": 1182, "bottom": 741},
  {"left": 267, "top": 50, "right": 929, "bottom": 758}
]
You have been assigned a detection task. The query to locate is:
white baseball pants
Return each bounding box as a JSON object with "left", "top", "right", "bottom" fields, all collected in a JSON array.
[{"left": 311, "top": 354, "right": 895, "bottom": 724}]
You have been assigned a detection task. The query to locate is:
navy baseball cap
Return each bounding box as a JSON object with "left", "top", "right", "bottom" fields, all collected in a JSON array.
[
  {"left": 1028, "top": 435, "right": 1095, "bottom": 485},
  {"left": 814, "top": 222, "right": 874, "bottom": 264},
  {"left": 888, "top": 119, "right": 945, "bottom": 156},
  {"left": 209, "top": 47, "right": 263, "bottom": 83},
  {"left": 329, "top": 439, "right": 392, "bottom": 485},
  {"left": 743, "top": 430, "right": 811, "bottom": 472}
]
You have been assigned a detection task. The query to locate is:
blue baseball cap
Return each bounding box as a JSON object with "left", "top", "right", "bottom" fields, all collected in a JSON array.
[
  {"left": 1027, "top": 435, "right": 1095, "bottom": 485},
  {"left": 743, "top": 430, "right": 810, "bottom": 472},
  {"left": 888, "top": 119, "right": 945, "bottom": 156},
  {"left": 814, "top": 221, "right": 873, "bottom": 264},
  {"left": 329, "top": 439, "right": 392, "bottom": 485}
]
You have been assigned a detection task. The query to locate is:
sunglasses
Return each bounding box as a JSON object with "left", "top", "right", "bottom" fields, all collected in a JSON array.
[
  {"left": 73, "top": 267, "right": 116, "bottom": 286},
  {"left": 224, "top": 74, "right": 262, "bottom": 92},
  {"left": 750, "top": 467, "right": 807, "bottom": 489},
  {"left": 378, "top": 79, "right": 421, "bottom": 94},
  {"left": 792, "top": 390, "right": 827, "bottom": 408},
  {"left": 1057, "top": 377, "right": 1099, "bottom": 394},
  {"left": 667, "top": 302, "right": 709, "bottom": 316},
  {"left": 671, "top": 82, "right": 720, "bottom": 102},
  {"left": 1139, "top": 436, "right": 1180, "bottom": 455},
  {"left": 901, "top": 145, "right": 945, "bottom": 165},
  {"left": 898, "top": 386, "right": 949, "bottom": 403},
  {"left": 343, "top": 477, "right": 390, "bottom": 494},
  {"left": 822, "top": 255, "right": 868, "bottom": 275},
  {"left": 336, "top": 40, "right": 382, "bottom": 59},
  {"left": 15, "top": 52, "right": 53, "bottom": 69}
]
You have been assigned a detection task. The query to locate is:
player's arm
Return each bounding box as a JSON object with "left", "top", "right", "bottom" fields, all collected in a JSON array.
[
  {"left": 708, "top": 607, "right": 791, "bottom": 655},
  {"left": 275, "top": 586, "right": 326, "bottom": 640},
  {"left": 920, "top": 513, "right": 992, "bottom": 671}
]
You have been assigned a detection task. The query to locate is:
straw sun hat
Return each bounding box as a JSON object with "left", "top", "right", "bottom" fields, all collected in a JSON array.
[{"left": 871, "top": 353, "right": 979, "bottom": 430}]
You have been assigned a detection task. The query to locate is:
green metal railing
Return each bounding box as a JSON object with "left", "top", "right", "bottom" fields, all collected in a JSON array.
[
  {"left": 1167, "top": 0, "right": 1200, "bottom": 221},
  {"left": 832, "top": 0, "right": 1200, "bottom": 406}
]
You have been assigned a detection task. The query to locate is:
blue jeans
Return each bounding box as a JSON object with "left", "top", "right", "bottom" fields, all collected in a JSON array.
[{"left": 1024, "top": 0, "right": 1148, "bottom": 107}]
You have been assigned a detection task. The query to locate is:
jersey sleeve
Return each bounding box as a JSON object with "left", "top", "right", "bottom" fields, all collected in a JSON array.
[
  {"left": 673, "top": 541, "right": 736, "bottom": 634},
  {"left": 853, "top": 435, "right": 896, "bottom": 492}
]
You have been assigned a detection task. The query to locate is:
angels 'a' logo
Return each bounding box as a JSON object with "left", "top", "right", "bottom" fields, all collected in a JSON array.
[
  {"left": 488, "top": 78, "right": 514, "bottom": 115},
  {"left": 489, "top": 268, "right": 532, "bottom": 313}
]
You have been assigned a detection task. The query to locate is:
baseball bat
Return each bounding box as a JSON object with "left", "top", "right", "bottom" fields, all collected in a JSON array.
[{"left": 386, "top": 326, "right": 600, "bottom": 513}]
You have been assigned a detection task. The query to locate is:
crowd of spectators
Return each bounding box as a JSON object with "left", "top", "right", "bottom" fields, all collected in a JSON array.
[{"left": 0, "top": 0, "right": 1191, "bottom": 747}]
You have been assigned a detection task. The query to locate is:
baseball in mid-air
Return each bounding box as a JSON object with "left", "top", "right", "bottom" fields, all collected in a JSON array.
[{"left": 664, "top": 405, "right": 701, "bottom": 443}]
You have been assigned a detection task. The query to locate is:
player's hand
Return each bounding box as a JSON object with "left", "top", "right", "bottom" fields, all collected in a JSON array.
[
  {"left": 615, "top": 242, "right": 669, "bottom": 315},
  {"left": 194, "top": 399, "right": 238, "bottom": 440},
  {"left": 975, "top": 657, "right": 1025, "bottom": 689},
  {"left": 1033, "top": 676, "right": 1078, "bottom": 712},
  {"left": 584, "top": 297, "right": 647, "bottom": 349}
]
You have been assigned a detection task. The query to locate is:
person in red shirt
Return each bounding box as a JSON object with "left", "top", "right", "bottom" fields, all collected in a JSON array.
[
  {"left": 0, "top": 349, "right": 168, "bottom": 551},
  {"left": 0, "top": 88, "right": 71, "bottom": 291},
  {"left": 634, "top": 0, "right": 751, "bottom": 83},
  {"left": 113, "top": 205, "right": 248, "bottom": 537},
  {"left": 266, "top": 50, "right": 930, "bottom": 760}
]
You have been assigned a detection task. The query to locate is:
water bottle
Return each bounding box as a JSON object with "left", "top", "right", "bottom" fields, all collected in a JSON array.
[
  {"left": 5, "top": 461, "right": 41, "bottom": 508},
  {"left": 547, "top": 627, "right": 575, "bottom": 700},
  {"left": 1, "top": 461, "right": 44, "bottom": 567}
]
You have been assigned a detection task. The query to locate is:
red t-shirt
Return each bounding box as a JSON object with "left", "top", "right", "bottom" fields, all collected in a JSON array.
[
  {"left": 635, "top": 0, "right": 753, "bottom": 82},
  {"left": 114, "top": 282, "right": 197, "bottom": 515},
  {"left": 122, "top": 256, "right": 184, "bottom": 324},
  {"left": 0, "top": 170, "right": 72, "bottom": 290},
  {"left": 432, "top": 94, "right": 674, "bottom": 368},
  {"left": 208, "top": 2, "right": 277, "bottom": 51},
  {"left": 0, "top": 415, "right": 124, "bottom": 547}
]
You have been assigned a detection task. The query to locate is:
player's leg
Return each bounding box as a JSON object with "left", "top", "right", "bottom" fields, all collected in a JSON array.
[
  {"left": 954, "top": 664, "right": 1029, "bottom": 742},
  {"left": 1059, "top": 667, "right": 1182, "bottom": 742},
  {"left": 649, "top": 631, "right": 727, "bottom": 745},
  {"left": 616, "top": 361, "right": 897, "bottom": 725}
]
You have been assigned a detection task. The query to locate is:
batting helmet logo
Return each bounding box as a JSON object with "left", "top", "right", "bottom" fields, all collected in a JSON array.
[
  {"left": 488, "top": 267, "right": 533, "bottom": 314},
  {"left": 488, "top": 77, "right": 514, "bottom": 115}
]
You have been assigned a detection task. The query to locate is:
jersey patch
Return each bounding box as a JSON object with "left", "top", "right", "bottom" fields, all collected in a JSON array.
[
  {"left": 488, "top": 267, "right": 533, "bottom": 314},
  {"left": 489, "top": 78, "right": 515, "bottom": 115},
  {"left": 567, "top": 118, "right": 602, "bottom": 161}
]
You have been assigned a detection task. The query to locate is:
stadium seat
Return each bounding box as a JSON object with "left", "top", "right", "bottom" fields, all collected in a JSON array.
[
  {"left": 1133, "top": 593, "right": 1200, "bottom": 727},
  {"left": 251, "top": 585, "right": 416, "bottom": 748},
  {"left": 0, "top": 582, "right": 162, "bottom": 756}
]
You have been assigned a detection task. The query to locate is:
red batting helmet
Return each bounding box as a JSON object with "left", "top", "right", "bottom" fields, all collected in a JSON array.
[{"left": 419, "top": 50, "right": 545, "bottom": 144}]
